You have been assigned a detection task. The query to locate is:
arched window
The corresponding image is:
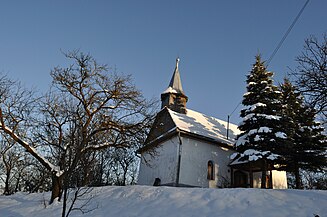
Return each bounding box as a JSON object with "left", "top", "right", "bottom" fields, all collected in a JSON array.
[{"left": 207, "top": 160, "right": 214, "bottom": 180}]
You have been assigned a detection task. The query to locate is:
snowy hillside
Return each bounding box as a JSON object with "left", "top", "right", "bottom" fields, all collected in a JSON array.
[{"left": 0, "top": 186, "right": 326, "bottom": 217}]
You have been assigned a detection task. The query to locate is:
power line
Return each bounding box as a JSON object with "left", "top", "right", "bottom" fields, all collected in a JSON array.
[
  {"left": 226, "top": 101, "right": 241, "bottom": 139},
  {"left": 267, "top": 0, "right": 310, "bottom": 66},
  {"left": 229, "top": 101, "right": 242, "bottom": 117},
  {"left": 226, "top": 1, "right": 310, "bottom": 138},
  {"left": 228, "top": 0, "right": 310, "bottom": 119}
]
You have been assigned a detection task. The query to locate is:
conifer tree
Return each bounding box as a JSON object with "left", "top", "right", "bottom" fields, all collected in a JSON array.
[
  {"left": 278, "top": 78, "right": 301, "bottom": 164},
  {"left": 280, "top": 79, "right": 327, "bottom": 188},
  {"left": 234, "top": 55, "right": 287, "bottom": 188}
]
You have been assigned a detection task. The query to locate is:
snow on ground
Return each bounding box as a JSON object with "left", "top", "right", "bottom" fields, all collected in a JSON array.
[{"left": 0, "top": 185, "right": 326, "bottom": 217}]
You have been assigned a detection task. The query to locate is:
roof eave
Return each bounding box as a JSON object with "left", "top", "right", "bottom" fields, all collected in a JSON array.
[
  {"left": 138, "top": 127, "right": 235, "bottom": 154},
  {"left": 137, "top": 127, "right": 178, "bottom": 154},
  {"left": 178, "top": 128, "right": 235, "bottom": 150}
]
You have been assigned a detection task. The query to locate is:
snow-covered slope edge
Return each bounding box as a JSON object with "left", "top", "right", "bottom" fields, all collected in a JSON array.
[{"left": 0, "top": 186, "right": 326, "bottom": 217}]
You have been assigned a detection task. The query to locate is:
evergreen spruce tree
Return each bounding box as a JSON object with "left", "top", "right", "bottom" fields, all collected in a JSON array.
[
  {"left": 278, "top": 78, "right": 301, "bottom": 163},
  {"left": 279, "top": 78, "right": 304, "bottom": 188},
  {"left": 234, "top": 55, "right": 287, "bottom": 188},
  {"left": 296, "top": 106, "right": 326, "bottom": 181},
  {"left": 280, "top": 79, "right": 327, "bottom": 188}
]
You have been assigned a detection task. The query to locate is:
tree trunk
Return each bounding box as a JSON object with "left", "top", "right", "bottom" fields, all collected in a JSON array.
[
  {"left": 294, "top": 166, "right": 302, "bottom": 189},
  {"left": 261, "top": 160, "right": 267, "bottom": 189},
  {"left": 61, "top": 187, "right": 68, "bottom": 217},
  {"left": 50, "top": 173, "right": 63, "bottom": 204},
  {"left": 4, "top": 170, "right": 11, "bottom": 195}
]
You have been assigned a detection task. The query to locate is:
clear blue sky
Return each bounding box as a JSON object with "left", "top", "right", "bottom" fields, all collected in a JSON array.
[{"left": 1, "top": 0, "right": 326, "bottom": 124}]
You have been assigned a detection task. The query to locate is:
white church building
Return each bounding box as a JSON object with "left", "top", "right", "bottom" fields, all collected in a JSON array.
[{"left": 137, "top": 59, "right": 287, "bottom": 189}]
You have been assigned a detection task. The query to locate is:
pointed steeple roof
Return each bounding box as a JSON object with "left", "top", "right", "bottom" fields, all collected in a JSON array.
[
  {"left": 161, "top": 58, "right": 188, "bottom": 113},
  {"left": 162, "top": 58, "right": 185, "bottom": 94},
  {"left": 169, "top": 58, "right": 184, "bottom": 93}
]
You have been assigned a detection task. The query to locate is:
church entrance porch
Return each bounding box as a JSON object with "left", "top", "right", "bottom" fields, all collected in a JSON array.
[
  {"left": 233, "top": 170, "right": 248, "bottom": 188},
  {"left": 230, "top": 159, "right": 274, "bottom": 189}
]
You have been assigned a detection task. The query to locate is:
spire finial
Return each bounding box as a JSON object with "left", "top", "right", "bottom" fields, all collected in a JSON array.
[{"left": 176, "top": 57, "right": 180, "bottom": 69}]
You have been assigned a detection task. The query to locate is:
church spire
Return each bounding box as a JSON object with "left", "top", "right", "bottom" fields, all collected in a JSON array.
[
  {"left": 161, "top": 58, "right": 188, "bottom": 114},
  {"left": 168, "top": 58, "right": 184, "bottom": 94}
]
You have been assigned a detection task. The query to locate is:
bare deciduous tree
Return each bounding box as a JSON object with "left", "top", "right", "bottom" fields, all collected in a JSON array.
[
  {"left": 62, "top": 186, "right": 98, "bottom": 217},
  {"left": 0, "top": 75, "right": 38, "bottom": 195},
  {"left": 0, "top": 51, "right": 156, "bottom": 206},
  {"left": 0, "top": 137, "right": 21, "bottom": 195},
  {"left": 292, "top": 33, "right": 327, "bottom": 123}
]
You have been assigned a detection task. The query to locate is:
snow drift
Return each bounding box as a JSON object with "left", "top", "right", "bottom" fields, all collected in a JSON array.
[{"left": 0, "top": 185, "right": 326, "bottom": 217}]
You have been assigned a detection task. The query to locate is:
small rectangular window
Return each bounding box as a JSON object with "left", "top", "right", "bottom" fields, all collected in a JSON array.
[{"left": 207, "top": 161, "right": 214, "bottom": 180}]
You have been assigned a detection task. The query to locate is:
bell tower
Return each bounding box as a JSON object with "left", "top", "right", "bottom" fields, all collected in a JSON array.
[{"left": 161, "top": 58, "right": 188, "bottom": 114}]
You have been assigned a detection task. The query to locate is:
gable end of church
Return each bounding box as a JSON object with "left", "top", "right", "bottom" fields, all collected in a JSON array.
[{"left": 138, "top": 108, "right": 177, "bottom": 152}]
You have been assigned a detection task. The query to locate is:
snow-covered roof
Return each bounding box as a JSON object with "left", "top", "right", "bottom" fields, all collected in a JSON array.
[
  {"left": 162, "top": 86, "right": 178, "bottom": 94},
  {"left": 168, "top": 108, "right": 240, "bottom": 145}
]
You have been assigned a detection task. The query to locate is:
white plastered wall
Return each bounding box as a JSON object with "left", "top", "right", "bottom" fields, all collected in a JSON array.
[
  {"left": 179, "top": 136, "right": 234, "bottom": 188},
  {"left": 138, "top": 137, "right": 179, "bottom": 186},
  {"left": 272, "top": 170, "right": 288, "bottom": 189}
]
